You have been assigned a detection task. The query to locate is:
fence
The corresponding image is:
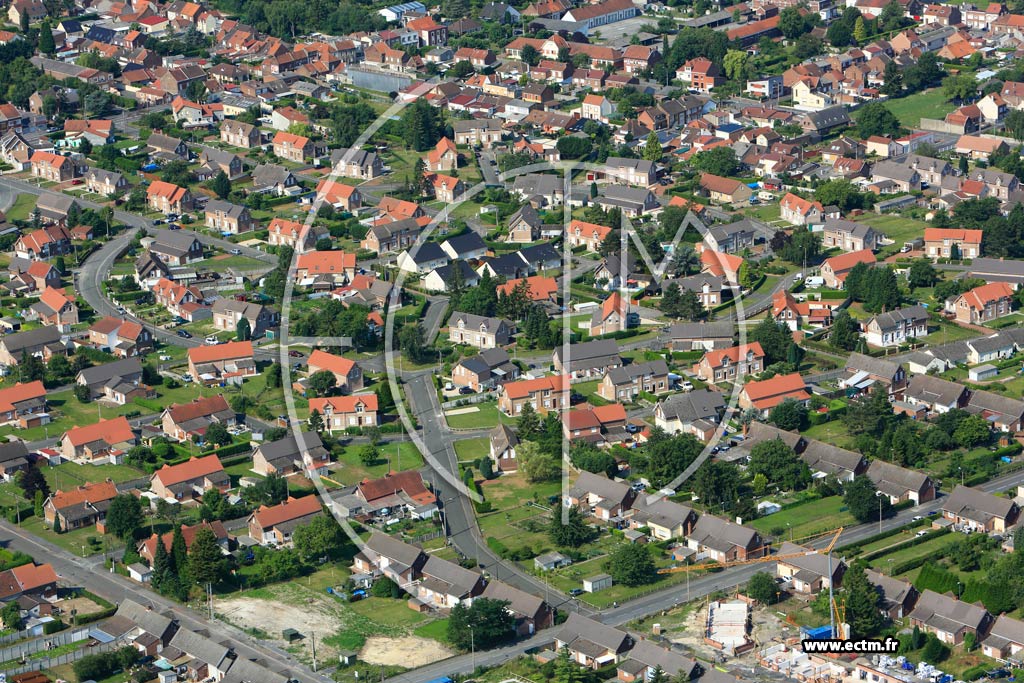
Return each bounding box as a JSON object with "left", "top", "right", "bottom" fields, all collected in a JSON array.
[
  {"left": 0, "top": 635, "right": 123, "bottom": 677},
  {"left": 0, "top": 626, "right": 92, "bottom": 665}
]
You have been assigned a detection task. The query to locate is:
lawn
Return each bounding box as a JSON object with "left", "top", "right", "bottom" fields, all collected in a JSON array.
[
  {"left": 867, "top": 532, "right": 962, "bottom": 577},
  {"left": 444, "top": 401, "right": 504, "bottom": 429},
  {"left": 801, "top": 419, "right": 857, "bottom": 450},
  {"left": 476, "top": 471, "right": 562, "bottom": 557},
  {"left": 43, "top": 461, "right": 147, "bottom": 492},
  {"left": 21, "top": 515, "right": 123, "bottom": 557},
  {"left": 413, "top": 618, "right": 449, "bottom": 642},
  {"left": 853, "top": 213, "right": 930, "bottom": 256},
  {"left": 454, "top": 437, "right": 489, "bottom": 462},
  {"left": 749, "top": 495, "right": 855, "bottom": 540},
  {"left": 329, "top": 441, "right": 425, "bottom": 486},
  {"left": 5, "top": 194, "right": 36, "bottom": 221},
  {"left": 348, "top": 596, "right": 429, "bottom": 628},
  {"left": 200, "top": 254, "right": 270, "bottom": 271},
  {"left": 871, "top": 88, "right": 955, "bottom": 129}
]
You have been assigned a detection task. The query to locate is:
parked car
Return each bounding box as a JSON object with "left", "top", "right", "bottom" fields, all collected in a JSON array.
[
  {"left": 459, "top": 386, "right": 474, "bottom": 395},
  {"left": 288, "top": 350, "right": 303, "bottom": 358},
  {"left": 568, "top": 588, "right": 584, "bottom": 597},
  {"left": 229, "top": 248, "right": 242, "bottom": 255},
  {"left": 177, "top": 330, "right": 193, "bottom": 339}
]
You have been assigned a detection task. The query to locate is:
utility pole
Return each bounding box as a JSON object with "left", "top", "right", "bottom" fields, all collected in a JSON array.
[{"left": 311, "top": 632, "right": 317, "bottom": 672}]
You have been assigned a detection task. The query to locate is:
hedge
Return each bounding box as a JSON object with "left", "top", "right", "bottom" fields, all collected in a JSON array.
[
  {"left": 860, "top": 527, "right": 950, "bottom": 563},
  {"left": 839, "top": 516, "right": 928, "bottom": 553}
]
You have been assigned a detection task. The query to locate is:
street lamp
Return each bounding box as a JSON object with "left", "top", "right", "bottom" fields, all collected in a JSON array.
[{"left": 875, "top": 491, "right": 885, "bottom": 534}]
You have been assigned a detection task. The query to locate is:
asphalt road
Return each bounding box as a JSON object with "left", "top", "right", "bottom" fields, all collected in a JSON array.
[{"left": 0, "top": 519, "right": 331, "bottom": 683}]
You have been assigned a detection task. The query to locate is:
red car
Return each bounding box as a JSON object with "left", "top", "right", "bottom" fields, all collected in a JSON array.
[{"left": 70, "top": 179, "right": 83, "bottom": 185}]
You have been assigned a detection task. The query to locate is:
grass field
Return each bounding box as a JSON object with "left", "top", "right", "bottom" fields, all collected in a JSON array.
[
  {"left": 749, "top": 495, "right": 855, "bottom": 540},
  {"left": 5, "top": 194, "right": 36, "bottom": 221},
  {"left": 453, "top": 437, "right": 489, "bottom": 462},
  {"left": 867, "top": 532, "right": 962, "bottom": 577},
  {"left": 44, "top": 461, "right": 146, "bottom": 491},
  {"left": 871, "top": 89, "right": 955, "bottom": 129},
  {"left": 444, "top": 402, "right": 504, "bottom": 429},
  {"left": 331, "top": 441, "right": 425, "bottom": 486},
  {"left": 853, "top": 213, "right": 930, "bottom": 256}
]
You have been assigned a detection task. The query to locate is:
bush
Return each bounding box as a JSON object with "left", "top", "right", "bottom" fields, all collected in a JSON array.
[{"left": 43, "top": 619, "right": 66, "bottom": 634}]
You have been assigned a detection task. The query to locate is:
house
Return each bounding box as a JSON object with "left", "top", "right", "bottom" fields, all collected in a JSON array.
[
  {"left": 29, "top": 151, "right": 76, "bottom": 183},
  {"left": 362, "top": 218, "right": 421, "bottom": 255},
  {"left": 653, "top": 389, "right": 726, "bottom": 440},
  {"left": 309, "top": 394, "right": 378, "bottom": 432},
  {"left": 251, "top": 164, "right": 300, "bottom": 196},
  {"left": 943, "top": 485, "right": 1019, "bottom": 532},
  {"left": 617, "top": 641, "right": 699, "bottom": 683},
  {"left": 0, "top": 327, "right": 64, "bottom": 366},
  {"left": 221, "top": 119, "right": 261, "bottom": 148},
  {"left": 489, "top": 423, "right": 519, "bottom": 472},
  {"left": 955, "top": 135, "right": 1008, "bottom": 160},
  {"left": 982, "top": 615, "right": 1024, "bottom": 662},
  {"left": 534, "top": 551, "right": 571, "bottom": 571},
  {"left": 821, "top": 219, "right": 880, "bottom": 252},
  {"left": 951, "top": 282, "right": 1015, "bottom": 325},
  {"left": 865, "top": 569, "right": 918, "bottom": 620},
  {"left": 29, "top": 287, "right": 78, "bottom": 332},
  {"left": 351, "top": 532, "right": 428, "bottom": 585},
  {"left": 867, "top": 460, "right": 936, "bottom": 505},
  {"left": 187, "top": 341, "right": 257, "bottom": 384},
  {"left": 667, "top": 322, "right": 734, "bottom": 351},
  {"left": 146, "top": 181, "right": 192, "bottom": 215},
  {"left": 967, "top": 334, "right": 1016, "bottom": 365},
  {"left": 597, "top": 360, "right": 669, "bottom": 401},
  {"left": 481, "top": 580, "right": 552, "bottom": 636},
  {"left": 565, "top": 473, "right": 634, "bottom": 520},
  {"left": 687, "top": 515, "right": 767, "bottom": 562},
  {"left": 676, "top": 57, "right": 721, "bottom": 93},
  {"left": 60, "top": 416, "right": 137, "bottom": 464},
  {"left": 426, "top": 137, "right": 459, "bottom": 172},
  {"left": 149, "top": 232, "right": 204, "bottom": 266},
  {"left": 138, "top": 521, "right": 230, "bottom": 566},
  {"left": 507, "top": 205, "right": 544, "bottom": 243},
  {"left": 160, "top": 395, "right": 237, "bottom": 442},
  {"left": 498, "top": 375, "right": 570, "bottom": 416},
  {"left": 566, "top": 220, "right": 613, "bottom": 252},
  {"left": 595, "top": 186, "right": 660, "bottom": 217},
  {"left": 15, "top": 226, "right": 72, "bottom": 260},
  {"left": 424, "top": 261, "right": 481, "bottom": 293},
  {"left": 152, "top": 278, "right": 207, "bottom": 322},
  {"left": 447, "top": 312, "right": 512, "bottom": 349},
  {"left": 798, "top": 439, "right": 867, "bottom": 482},
  {"left": 820, "top": 249, "right": 875, "bottom": 289},
  {"left": 864, "top": 306, "right": 928, "bottom": 348},
  {"left": 553, "top": 614, "right": 633, "bottom": 668},
  {"left": 252, "top": 431, "right": 330, "bottom": 478},
  {"left": 738, "top": 373, "right": 810, "bottom": 417},
  {"left": 904, "top": 374, "right": 968, "bottom": 414},
  {"left": 348, "top": 470, "right": 437, "bottom": 521},
  {"left": 0, "top": 441, "right": 31, "bottom": 481},
  {"left": 553, "top": 339, "right": 622, "bottom": 379},
  {"left": 150, "top": 455, "right": 229, "bottom": 501},
  {"left": 197, "top": 148, "right": 243, "bottom": 180},
  {"left": 966, "top": 258, "right": 1024, "bottom": 288},
  {"left": 396, "top": 243, "right": 449, "bottom": 275},
  {"left": 146, "top": 133, "right": 189, "bottom": 158},
  {"left": 693, "top": 343, "right": 764, "bottom": 385},
  {"left": 43, "top": 480, "right": 117, "bottom": 531},
  {"left": 0, "top": 563, "right": 58, "bottom": 602},
  {"left": 441, "top": 232, "right": 487, "bottom": 262},
  {"left": 563, "top": 404, "right": 628, "bottom": 447},
  {"left": 602, "top": 157, "right": 657, "bottom": 187},
  {"left": 211, "top": 300, "right": 277, "bottom": 339},
  {"left": 268, "top": 218, "right": 321, "bottom": 253},
  {"left": 705, "top": 219, "right": 759, "bottom": 254},
  {"left": 497, "top": 276, "right": 558, "bottom": 304},
  {"left": 452, "top": 118, "right": 504, "bottom": 147},
  {"left": 452, "top": 348, "right": 519, "bottom": 391},
  {"left": 295, "top": 250, "right": 358, "bottom": 286},
  {"left": 85, "top": 168, "right": 128, "bottom": 197},
  {"left": 841, "top": 352, "right": 907, "bottom": 397},
  {"left": 204, "top": 200, "right": 253, "bottom": 234},
  {"left": 923, "top": 228, "right": 982, "bottom": 260},
  {"left": 412, "top": 555, "right": 483, "bottom": 610},
  {"left": 700, "top": 249, "right": 744, "bottom": 285},
  {"left": 247, "top": 495, "right": 323, "bottom": 546},
  {"left": 582, "top": 94, "right": 615, "bottom": 122},
  {"left": 75, "top": 357, "right": 146, "bottom": 403},
  {"left": 775, "top": 542, "right": 846, "bottom": 594},
  {"left": 590, "top": 291, "right": 634, "bottom": 337},
  {"left": 627, "top": 496, "right": 697, "bottom": 541},
  {"left": 966, "top": 389, "right": 1024, "bottom": 433},
  {"left": 0, "top": 381, "right": 45, "bottom": 427},
  {"left": 909, "top": 589, "right": 992, "bottom": 645},
  {"left": 315, "top": 179, "right": 364, "bottom": 210},
  {"left": 272, "top": 131, "right": 317, "bottom": 163}
]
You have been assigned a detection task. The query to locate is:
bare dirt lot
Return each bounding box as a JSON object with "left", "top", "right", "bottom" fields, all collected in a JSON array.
[
  {"left": 361, "top": 636, "right": 454, "bottom": 667},
  {"left": 218, "top": 595, "right": 339, "bottom": 642}
]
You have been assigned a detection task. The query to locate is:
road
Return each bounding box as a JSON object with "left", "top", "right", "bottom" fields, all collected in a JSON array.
[{"left": 0, "top": 519, "right": 330, "bottom": 683}]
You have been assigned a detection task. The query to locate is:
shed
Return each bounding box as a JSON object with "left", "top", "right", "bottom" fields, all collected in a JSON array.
[
  {"left": 282, "top": 628, "right": 302, "bottom": 642},
  {"left": 127, "top": 563, "right": 152, "bottom": 583},
  {"left": 583, "top": 573, "right": 613, "bottom": 593},
  {"left": 534, "top": 551, "right": 571, "bottom": 571},
  {"left": 339, "top": 650, "right": 358, "bottom": 665},
  {"left": 969, "top": 364, "right": 998, "bottom": 381}
]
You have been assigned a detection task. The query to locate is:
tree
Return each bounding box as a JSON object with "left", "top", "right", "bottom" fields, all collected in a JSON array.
[
  {"left": 188, "top": 527, "right": 225, "bottom": 586},
  {"left": 204, "top": 422, "right": 231, "bottom": 447},
  {"left": 209, "top": 171, "right": 231, "bottom": 200},
  {"left": 777, "top": 230, "right": 821, "bottom": 266},
  {"left": 844, "top": 476, "right": 891, "bottom": 524},
  {"left": 921, "top": 634, "right": 949, "bottom": 664},
  {"left": 235, "top": 317, "right": 251, "bottom": 342},
  {"left": 308, "top": 408, "right": 324, "bottom": 433},
  {"left": 106, "top": 494, "right": 144, "bottom": 541},
  {"left": 842, "top": 563, "right": 884, "bottom": 637},
  {"left": 517, "top": 401, "right": 541, "bottom": 437},
  {"left": 359, "top": 444, "right": 378, "bottom": 467},
  {"left": 749, "top": 437, "right": 811, "bottom": 491},
  {"left": 692, "top": 147, "right": 738, "bottom": 177},
  {"left": 692, "top": 459, "right": 741, "bottom": 508},
  {"left": 857, "top": 102, "right": 902, "bottom": 139},
  {"left": 853, "top": 16, "right": 867, "bottom": 43},
  {"left": 815, "top": 180, "right": 865, "bottom": 213},
  {"left": 549, "top": 505, "right": 598, "bottom": 547},
  {"left": 607, "top": 543, "right": 657, "bottom": 586},
  {"left": 33, "top": 489, "right": 43, "bottom": 518},
  {"left": 769, "top": 399, "right": 809, "bottom": 432},
  {"left": 38, "top": 20, "right": 55, "bottom": 54},
  {"left": 643, "top": 131, "right": 661, "bottom": 161},
  {"left": 19, "top": 351, "right": 44, "bottom": 383},
  {"left": 307, "top": 370, "right": 337, "bottom": 398},
  {"left": 953, "top": 413, "right": 991, "bottom": 448},
  {"left": 746, "top": 572, "right": 778, "bottom": 604},
  {"left": 880, "top": 60, "right": 904, "bottom": 97},
  {"left": 447, "top": 598, "right": 516, "bottom": 651},
  {"left": 266, "top": 362, "right": 282, "bottom": 389},
  {"left": 829, "top": 309, "right": 860, "bottom": 351},
  {"left": 400, "top": 99, "right": 442, "bottom": 152},
  {"left": 907, "top": 259, "right": 938, "bottom": 289},
  {"left": 794, "top": 34, "right": 824, "bottom": 60},
  {"left": 943, "top": 73, "right": 977, "bottom": 103},
  {"left": 521, "top": 44, "right": 539, "bottom": 66},
  {"left": 751, "top": 472, "right": 768, "bottom": 495},
  {"left": 778, "top": 7, "right": 809, "bottom": 38},
  {"left": 556, "top": 136, "right": 591, "bottom": 160},
  {"left": 570, "top": 444, "right": 617, "bottom": 478},
  {"left": 723, "top": 49, "right": 749, "bottom": 81},
  {"left": 749, "top": 318, "right": 792, "bottom": 364},
  {"left": 18, "top": 465, "right": 49, "bottom": 501},
  {"left": 151, "top": 534, "right": 173, "bottom": 594},
  {"left": 519, "top": 441, "right": 560, "bottom": 483},
  {"left": 74, "top": 383, "right": 92, "bottom": 403},
  {"left": 292, "top": 514, "right": 343, "bottom": 562}
]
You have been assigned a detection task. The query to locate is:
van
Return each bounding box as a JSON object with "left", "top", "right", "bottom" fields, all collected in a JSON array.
[{"left": 804, "top": 276, "right": 825, "bottom": 288}]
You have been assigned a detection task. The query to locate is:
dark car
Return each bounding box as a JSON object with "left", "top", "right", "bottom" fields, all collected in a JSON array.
[
  {"left": 177, "top": 330, "right": 193, "bottom": 339},
  {"left": 289, "top": 350, "right": 303, "bottom": 357},
  {"left": 459, "top": 386, "right": 474, "bottom": 395},
  {"left": 568, "top": 588, "right": 584, "bottom": 597},
  {"left": 570, "top": 392, "right": 585, "bottom": 404}
]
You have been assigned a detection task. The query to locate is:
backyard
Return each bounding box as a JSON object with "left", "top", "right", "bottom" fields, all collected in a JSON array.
[
  {"left": 749, "top": 495, "right": 855, "bottom": 540},
  {"left": 869, "top": 88, "right": 955, "bottom": 129}
]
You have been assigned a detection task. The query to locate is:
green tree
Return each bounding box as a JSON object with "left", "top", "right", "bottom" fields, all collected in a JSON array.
[
  {"left": 943, "top": 73, "right": 977, "bottom": 103},
  {"left": 151, "top": 534, "right": 173, "bottom": 594},
  {"left": 188, "top": 527, "right": 225, "bottom": 586},
  {"left": 953, "top": 414, "right": 991, "bottom": 448},
  {"left": 749, "top": 318, "right": 792, "bottom": 364},
  {"left": 921, "top": 634, "right": 949, "bottom": 664},
  {"left": 769, "top": 399, "right": 808, "bottom": 432},
  {"left": 844, "top": 476, "right": 891, "bottom": 524},
  {"left": 518, "top": 440, "right": 560, "bottom": 483},
  {"left": 607, "top": 544, "right": 657, "bottom": 586},
  {"left": 778, "top": 7, "right": 808, "bottom": 38},
  {"left": 106, "top": 494, "right": 144, "bottom": 540},
  {"left": 209, "top": 171, "right": 231, "bottom": 200},
  {"left": 266, "top": 362, "right": 282, "bottom": 389},
  {"left": 204, "top": 422, "right": 231, "bottom": 446},
  {"left": 308, "top": 409, "right": 324, "bottom": 433},
  {"left": 74, "top": 383, "right": 92, "bottom": 403},
  {"left": 907, "top": 259, "right": 938, "bottom": 289},
  {"left": 307, "top": 370, "right": 337, "bottom": 398},
  {"left": 829, "top": 309, "right": 860, "bottom": 351},
  {"left": 643, "top": 131, "right": 662, "bottom": 161},
  {"left": 692, "top": 147, "right": 738, "bottom": 176},
  {"left": 292, "top": 513, "right": 344, "bottom": 562},
  {"left": 235, "top": 317, "right": 251, "bottom": 342},
  {"left": 517, "top": 401, "right": 541, "bottom": 437},
  {"left": 723, "top": 49, "right": 749, "bottom": 81},
  {"left": 18, "top": 464, "right": 49, "bottom": 501},
  {"left": 447, "top": 598, "right": 515, "bottom": 651},
  {"left": 842, "top": 563, "right": 884, "bottom": 637},
  {"left": 853, "top": 16, "right": 867, "bottom": 43},
  {"left": 38, "top": 20, "right": 55, "bottom": 54},
  {"left": 749, "top": 437, "right": 811, "bottom": 490},
  {"left": 746, "top": 571, "right": 778, "bottom": 604},
  {"left": 857, "top": 102, "right": 902, "bottom": 139},
  {"left": 359, "top": 444, "right": 378, "bottom": 467},
  {"left": 549, "top": 505, "right": 598, "bottom": 547}
]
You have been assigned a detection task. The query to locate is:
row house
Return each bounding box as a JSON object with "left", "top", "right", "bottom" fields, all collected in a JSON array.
[
  {"left": 161, "top": 396, "right": 237, "bottom": 442},
  {"left": 60, "top": 416, "right": 137, "bottom": 464},
  {"left": 923, "top": 228, "right": 982, "bottom": 260},
  {"left": 150, "top": 455, "right": 229, "bottom": 501},
  {"left": 863, "top": 305, "right": 929, "bottom": 348},
  {"left": 951, "top": 282, "right": 1015, "bottom": 325},
  {"left": 187, "top": 341, "right": 257, "bottom": 384},
  {"left": 87, "top": 316, "right": 153, "bottom": 358},
  {"left": 15, "top": 225, "right": 72, "bottom": 260},
  {"left": 693, "top": 343, "right": 765, "bottom": 385},
  {"left": 498, "top": 374, "right": 569, "bottom": 416},
  {"left": 152, "top": 278, "right": 206, "bottom": 321},
  {"left": 146, "top": 180, "right": 192, "bottom": 215},
  {"left": 308, "top": 394, "right": 379, "bottom": 432},
  {"left": 597, "top": 360, "right": 669, "bottom": 401}
]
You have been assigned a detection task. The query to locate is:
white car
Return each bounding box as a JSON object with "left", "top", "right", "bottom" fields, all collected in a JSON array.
[{"left": 681, "top": 381, "right": 694, "bottom": 392}]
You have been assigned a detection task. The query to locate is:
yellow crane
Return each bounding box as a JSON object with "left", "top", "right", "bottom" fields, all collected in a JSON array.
[{"left": 657, "top": 526, "right": 844, "bottom": 575}]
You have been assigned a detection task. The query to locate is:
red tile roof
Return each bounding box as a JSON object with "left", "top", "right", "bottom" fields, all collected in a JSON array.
[
  {"left": 0, "top": 380, "right": 45, "bottom": 414},
  {"left": 152, "top": 455, "right": 225, "bottom": 488},
  {"left": 307, "top": 349, "right": 356, "bottom": 376},
  {"left": 48, "top": 480, "right": 117, "bottom": 511},
  {"left": 357, "top": 470, "right": 435, "bottom": 505},
  {"left": 251, "top": 495, "right": 322, "bottom": 528},
  {"left": 502, "top": 375, "right": 569, "bottom": 400},
  {"left": 187, "top": 340, "right": 254, "bottom": 364},
  {"left": 64, "top": 416, "right": 135, "bottom": 448},
  {"left": 308, "top": 394, "right": 379, "bottom": 414},
  {"left": 742, "top": 372, "right": 810, "bottom": 410}
]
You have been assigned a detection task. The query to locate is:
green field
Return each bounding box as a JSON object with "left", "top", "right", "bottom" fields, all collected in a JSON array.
[
  {"left": 331, "top": 441, "right": 425, "bottom": 485},
  {"left": 869, "top": 88, "right": 955, "bottom": 129},
  {"left": 454, "top": 436, "right": 489, "bottom": 462},
  {"left": 866, "top": 532, "right": 962, "bottom": 577},
  {"left": 5, "top": 194, "right": 36, "bottom": 221},
  {"left": 854, "top": 213, "right": 930, "bottom": 256},
  {"left": 749, "top": 495, "right": 855, "bottom": 540},
  {"left": 444, "top": 402, "right": 504, "bottom": 429}
]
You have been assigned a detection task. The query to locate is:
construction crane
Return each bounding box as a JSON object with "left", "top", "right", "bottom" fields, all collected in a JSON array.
[{"left": 657, "top": 526, "right": 844, "bottom": 575}]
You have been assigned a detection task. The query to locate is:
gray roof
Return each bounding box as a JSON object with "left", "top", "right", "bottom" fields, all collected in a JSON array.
[
  {"left": 690, "top": 515, "right": 760, "bottom": 552},
  {"left": 363, "top": 532, "right": 425, "bottom": 569},
  {"left": 0, "top": 440, "right": 29, "bottom": 466},
  {"left": 965, "top": 389, "right": 1024, "bottom": 425},
  {"left": 480, "top": 579, "right": 546, "bottom": 619},
  {"left": 205, "top": 199, "right": 248, "bottom": 219},
  {"left": 152, "top": 231, "right": 202, "bottom": 256},
  {"left": 168, "top": 627, "right": 232, "bottom": 670},
  {"left": 868, "top": 305, "right": 928, "bottom": 331},
  {"left": 799, "top": 440, "right": 864, "bottom": 477},
  {"left": 905, "top": 374, "right": 966, "bottom": 407},
  {"left": 76, "top": 357, "right": 143, "bottom": 388},
  {"left": 656, "top": 389, "right": 725, "bottom": 423},
  {"left": 823, "top": 218, "right": 875, "bottom": 240},
  {"left": 568, "top": 471, "right": 634, "bottom": 507},
  {"left": 605, "top": 157, "right": 655, "bottom": 175},
  {"left": 605, "top": 359, "right": 668, "bottom": 386},
  {"left": 221, "top": 657, "right": 291, "bottom": 683},
  {"left": 622, "top": 640, "right": 699, "bottom": 679},
  {"left": 909, "top": 589, "right": 989, "bottom": 635},
  {"left": 968, "top": 333, "right": 1015, "bottom": 356},
  {"left": 421, "top": 555, "right": 482, "bottom": 596},
  {"left": 872, "top": 160, "right": 920, "bottom": 183},
  {"left": 442, "top": 231, "right": 486, "bottom": 256},
  {"left": 509, "top": 204, "right": 541, "bottom": 228},
  {"left": 147, "top": 133, "right": 186, "bottom": 153},
  {"left": 331, "top": 147, "right": 381, "bottom": 169},
  {"left": 452, "top": 118, "right": 503, "bottom": 133},
  {"left": 867, "top": 460, "right": 931, "bottom": 498},
  {"left": 865, "top": 568, "right": 916, "bottom": 611},
  {"left": 968, "top": 257, "right": 1024, "bottom": 282},
  {"left": 844, "top": 352, "right": 901, "bottom": 382},
  {"left": 447, "top": 311, "right": 509, "bottom": 332},
  {"left": 802, "top": 106, "right": 850, "bottom": 130},
  {"left": 944, "top": 485, "right": 1017, "bottom": 523},
  {"left": 553, "top": 339, "right": 621, "bottom": 368},
  {"left": 404, "top": 241, "right": 447, "bottom": 266},
  {"left": 668, "top": 321, "right": 734, "bottom": 341},
  {"left": 776, "top": 542, "right": 845, "bottom": 581},
  {"left": 0, "top": 326, "right": 62, "bottom": 354},
  {"left": 734, "top": 422, "right": 803, "bottom": 455},
  {"left": 253, "top": 431, "right": 328, "bottom": 467},
  {"left": 251, "top": 164, "right": 295, "bottom": 189},
  {"left": 555, "top": 613, "right": 632, "bottom": 654},
  {"left": 984, "top": 615, "right": 1024, "bottom": 651},
  {"left": 113, "top": 598, "right": 177, "bottom": 642},
  {"left": 489, "top": 423, "right": 518, "bottom": 453},
  {"left": 369, "top": 217, "right": 420, "bottom": 241}
]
